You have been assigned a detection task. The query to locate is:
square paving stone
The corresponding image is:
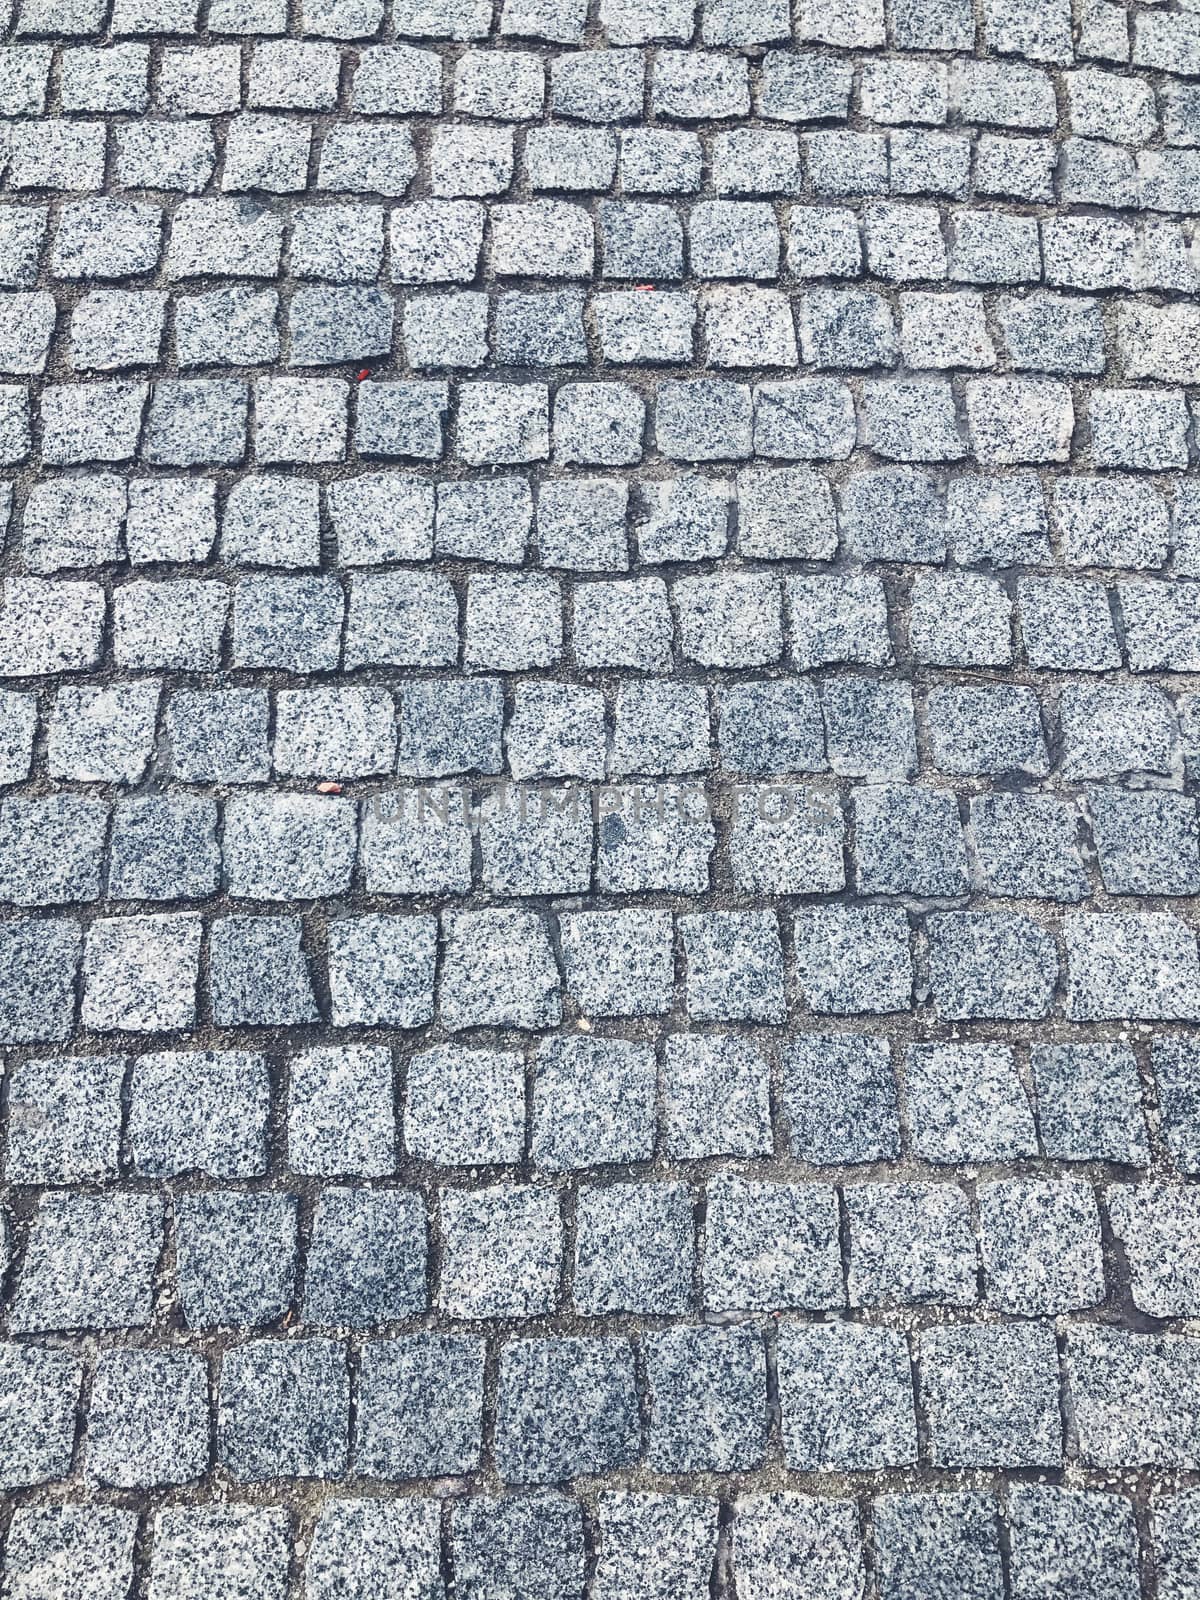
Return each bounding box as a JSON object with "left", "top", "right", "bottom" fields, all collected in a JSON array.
[
  {"left": 782, "top": 1034, "right": 900, "bottom": 1164},
  {"left": 12, "top": 1192, "right": 163, "bottom": 1333},
  {"left": 148, "top": 1506, "right": 291, "bottom": 1600},
  {"left": 646, "top": 1326, "right": 767, "bottom": 1473},
  {"left": 874, "top": 1493, "right": 1004, "bottom": 1600},
  {"left": 2, "top": 1506, "right": 137, "bottom": 1600},
  {"left": 405, "top": 1044, "right": 525, "bottom": 1167},
  {"left": 777, "top": 1323, "right": 917, "bottom": 1470},
  {"left": 905, "top": 1043, "right": 1037, "bottom": 1162},
  {"left": 704, "top": 1175, "right": 842, "bottom": 1312},
  {"left": 531, "top": 1037, "right": 656, "bottom": 1169},
  {"left": 732, "top": 1494, "right": 865, "bottom": 1600},
  {"left": 304, "top": 1187, "right": 427, "bottom": 1326},
  {"left": 980, "top": 1179, "right": 1105, "bottom": 1314},
  {"left": 574, "top": 1182, "right": 694, "bottom": 1315},
  {"left": 219, "top": 1338, "right": 348, "bottom": 1482},
  {"left": 87, "top": 1348, "right": 208, "bottom": 1488},
  {"left": 593, "top": 1494, "right": 717, "bottom": 1600},
  {"left": 6, "top": 1054, "right": 123, "bottom": 1184},
  {"left": 663, "top": 1034, "right": 771, "bottom": 1158},
  {"left": 0, "top": 1344, "right": 82, "bottom": 1489},
  {"left": 453, "top": 1496, "right": 585, "bottom": 1600},
  {"left": 175, "top": 1191, "right": 297, "bottom": 1329},
  {"left": 305, "top": 1501, "right": 443, "bottom": 1600},
  {"left": 845, "top": 1182, "right": 977, "bottom": 1307},
  {"left": 357, "top": 1334, "right": 484, "bottom": 1479},
  {"left": 438, "top": 1184, "right": 562, "bottom": 1318},
  {"left": 495, "top": 1336, "right": 640, "bottom": 1483},
  {"left": 920, "top": 1322, "right": 1062, "bottom": 1468}
]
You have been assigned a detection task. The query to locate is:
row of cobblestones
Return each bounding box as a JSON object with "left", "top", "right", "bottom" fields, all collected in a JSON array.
[{"left": 4, "top": 0, "right": 1200, "bottom": 1597}]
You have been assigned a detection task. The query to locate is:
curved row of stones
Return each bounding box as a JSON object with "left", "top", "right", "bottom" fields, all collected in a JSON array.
[{"left": 4, "top": 0, "right": 1200, "bottom": 1597}]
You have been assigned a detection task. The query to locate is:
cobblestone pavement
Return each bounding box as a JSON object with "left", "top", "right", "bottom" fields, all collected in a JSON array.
[{"left": 2, "top": 0, "right": 1200, "bottom": 1595}]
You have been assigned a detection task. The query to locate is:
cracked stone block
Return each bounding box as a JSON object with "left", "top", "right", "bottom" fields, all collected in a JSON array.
[
  {"left": 357, "top": 1333, "right": 484, "bottom": 1478},
  {"left": 495, "top": 1337, "right": 639, "bottom": 1483},
  {"left": 405, "top": 1045, "right": 525, "bottom": 1166},
  {"left": 128, "top": 1050, "right": 270, "bottom": 1179},
  {"left": 439, "top": 1184, "right": 562, "bottom": 1318},
  {"left": 646, "top": 1326, "right": 767, "bottom": 1473},
  {"left": 846, "top": 1182, "right": 977, "bottom": 1307},
  {"left": 777, "top": 1324, "right": 916, "bottom": 1470},
  {"left": 704, "top": 1175, "right": 842, "bottom": 1311},
  {"left": 532, "top": 1037, "right": 656, "bottom": 1168},
  {"left": 662, "top": 1035, "right": 771, "bottom": 1158},
  {"left": 287, "top": 1044, "right": 396, "bottom": 1176},
  {"left": 906, "top": 1043, "right": 1036, "bottom": 1162},
  {"left": 980, "top": 1179, "right": 1104, "bottom": 1314},
  {"left": 87, "top": 1349, "right": 208, "bottom": 1488},
  {"left": 218, "top": 1338, "right": 348, "bottom": 1482},
  {"left": 304, "top": 1187, "right": 426, "bottom": 1326},
  {"left": 782, "top": 1035, "right": 900, "bottom": 1164},
  {"left": 920, "top": 1322, "right": 1061, "bottom": 1468},
  {"left": 12, "top": 1192, "right": 163, "bottom": 1333},
  {"left": 574, "top": 1182, "right": 693, "bottom": 1316}
]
